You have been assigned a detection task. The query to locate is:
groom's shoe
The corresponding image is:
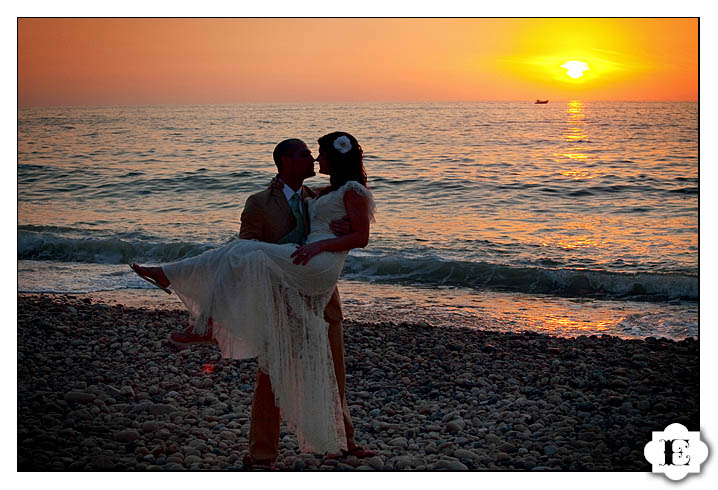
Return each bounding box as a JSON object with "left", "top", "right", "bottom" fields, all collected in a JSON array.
[{"left": 242, "top": 455, "right": 276, "bottom": 471}]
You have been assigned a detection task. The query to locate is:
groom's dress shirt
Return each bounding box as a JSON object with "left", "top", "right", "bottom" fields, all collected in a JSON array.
[
  {"left": 282, "top": 184, "right": 305, "bottom": 217},
  {"left": 279, "top": 184, "right": 307, "bottom": 245}
]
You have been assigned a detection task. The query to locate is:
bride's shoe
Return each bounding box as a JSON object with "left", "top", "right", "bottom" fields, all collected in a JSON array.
[{"left": 129, "top": 263, "right": 172, "bottom": 294}]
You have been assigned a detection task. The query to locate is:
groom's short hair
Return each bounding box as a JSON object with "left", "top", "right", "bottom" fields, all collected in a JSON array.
[{"left": 273, "top": 139, "right": 305, "bottom": 170}]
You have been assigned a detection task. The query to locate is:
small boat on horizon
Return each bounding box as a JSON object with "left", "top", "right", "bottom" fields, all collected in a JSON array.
[{"left": 535, "top": 99, "right": 549, "bottom": 104}]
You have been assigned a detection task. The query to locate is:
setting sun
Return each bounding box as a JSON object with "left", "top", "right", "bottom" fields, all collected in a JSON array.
[{"left": 561, "top": 61, "right": 589, "bottom": 79}]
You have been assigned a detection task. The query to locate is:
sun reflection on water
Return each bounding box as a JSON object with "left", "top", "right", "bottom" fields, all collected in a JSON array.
[
  {"left": 336, "top": 280, "right": 695, "bottom": 340},
  {"left": 542, "top": 314, "right": 614, "bottom": 336},
  {"left": 555, "top": 100, "right": 592, "bottom": 168},
  {"left": 557, "top": 237, "right": 599, "bottom": 250},
  {"left": 560, "top": 169, "right": 592, "bottom": 179}
]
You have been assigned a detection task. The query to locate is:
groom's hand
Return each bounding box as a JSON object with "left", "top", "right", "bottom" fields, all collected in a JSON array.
[{"left": 329, "top": 216, "right": 353, "bottom": 237}]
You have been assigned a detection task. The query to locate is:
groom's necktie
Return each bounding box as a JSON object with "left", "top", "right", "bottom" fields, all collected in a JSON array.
[{"left": 289, "top": 192, "right": 306, "bottom": 244}]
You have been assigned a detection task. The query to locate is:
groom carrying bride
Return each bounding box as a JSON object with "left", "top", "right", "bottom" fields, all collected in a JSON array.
[{"left": 167, "top": 138, "right": 374, "bottom": 469}]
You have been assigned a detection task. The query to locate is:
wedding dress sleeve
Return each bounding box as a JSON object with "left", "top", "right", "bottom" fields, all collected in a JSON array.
[{"left": 340, "top": 180, "right": 377, "bottom": 223}]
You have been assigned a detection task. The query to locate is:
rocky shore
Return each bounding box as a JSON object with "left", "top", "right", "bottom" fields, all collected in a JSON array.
[{"left": 17, "top": 293, "right": 699, "bottom": 471}]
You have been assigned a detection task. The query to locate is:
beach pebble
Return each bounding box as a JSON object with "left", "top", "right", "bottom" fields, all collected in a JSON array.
[
  {"left": 149, "top": 403, "right": 175, "bottom": 416},
  {"left": 141, "top": 421, "right": 160, "bottom": 433},
  {"left": 579, "top": 432, "right": 598, "bottom": 442},
  {"left": 114, "top": 430, "right": 141, "bottom": 443},
  {"left": 392, "top": 455, "right": 414, "bottom": 470},
  {"left": 92, "top": 455, "right": 115, "bottom": 470},
  {"left": 120, "top": 386, "right": 135, "bottom": 397},
  {"left": 454, "top": 449, "right": 478, "bottom": 461},
  {"left": 388, "top": 437, "right": 409, "bottom": 448},
  {"left": 184, "top": 455, "right": 202, "bottom": 466},
  {"left": 166, "top": 454, "right": 184, "bottom": 465},
  {"left": 218, "top": 430, "right": 237, "bottom": 441},
  {"left": 543, "top": 445, "right": 558, "bottom": 456},
  {"left": 188, "top": 440, "right": 207, "bottom": 450},
  {"left": 367, "top": 456, "right": 384, "bottom": 470},
  {"left": 449, "top": 461, "right": 469, "bottom": 471},
  {"left": 103, "top": 385, "right": 124, "bottom": 398},
  {"left": 64, "top": 391, "right": 96, "bottom": 404},
  {"left": 441, "top": 411, "right": 459, "bottom": 422}
]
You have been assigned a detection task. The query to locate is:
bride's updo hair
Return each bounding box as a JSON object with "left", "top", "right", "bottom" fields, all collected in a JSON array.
[{"left": 318, "top": 132, "right": 367, "bottom": 191}]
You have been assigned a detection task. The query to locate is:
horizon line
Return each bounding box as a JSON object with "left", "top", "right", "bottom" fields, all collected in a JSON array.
[{"left": 18, "top": 99, "right": 699, "bottom": 110}]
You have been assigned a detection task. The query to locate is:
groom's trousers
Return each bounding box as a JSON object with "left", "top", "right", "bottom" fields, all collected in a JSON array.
[{"left": 249, "top": 316, "right": 357, "bottom": 461}]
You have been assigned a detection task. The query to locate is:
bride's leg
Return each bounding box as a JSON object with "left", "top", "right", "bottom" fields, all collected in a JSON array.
[{"left": 131, "top": 263, "right": 171, "bottom": 289}]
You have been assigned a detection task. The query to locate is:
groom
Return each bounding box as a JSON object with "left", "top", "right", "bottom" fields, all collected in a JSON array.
[{"left": 170, "top": 138, "right": 371, "bottom": 468}]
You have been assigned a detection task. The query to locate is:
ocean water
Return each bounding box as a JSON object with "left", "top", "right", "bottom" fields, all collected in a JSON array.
[{"left": 17, "top": 101, "right": 698, "bottom": 340}]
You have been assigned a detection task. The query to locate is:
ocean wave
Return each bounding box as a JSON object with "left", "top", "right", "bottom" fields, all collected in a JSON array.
[
  {"left": 18, "top": 230, "right": 697, "bottom": 302},
  {"left": 341, "top": 255, "right": 697, "bottom": 302},
  {"left": 18, "top": 231, "right": 217, "bottom": 265}
]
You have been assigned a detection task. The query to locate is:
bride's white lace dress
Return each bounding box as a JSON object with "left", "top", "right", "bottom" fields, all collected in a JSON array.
[{"left": 162, "top": 181, "right": 375, "bottom": 454}]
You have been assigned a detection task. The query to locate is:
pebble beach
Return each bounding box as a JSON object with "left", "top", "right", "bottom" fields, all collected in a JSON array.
[{"left": 17, "top": 293, "right": 699, "bottom": 471}]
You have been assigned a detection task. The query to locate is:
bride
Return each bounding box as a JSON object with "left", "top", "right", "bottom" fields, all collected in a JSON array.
[{"left": 131, "top": 132, "right": 374, "bottom": 454}]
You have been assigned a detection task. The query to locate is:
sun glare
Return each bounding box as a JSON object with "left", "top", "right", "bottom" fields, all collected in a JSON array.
[{"left": 561, "top": 61, "right": 589, "bottom": 79}]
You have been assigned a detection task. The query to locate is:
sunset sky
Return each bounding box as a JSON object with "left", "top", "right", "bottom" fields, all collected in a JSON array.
[{"left": 18, "top": 18, "right": 697, "bottom": 107}]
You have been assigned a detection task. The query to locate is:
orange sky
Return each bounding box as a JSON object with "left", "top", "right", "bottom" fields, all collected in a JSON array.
[{"left": 18, "top": 18, "right": 698, "bottom": 107}]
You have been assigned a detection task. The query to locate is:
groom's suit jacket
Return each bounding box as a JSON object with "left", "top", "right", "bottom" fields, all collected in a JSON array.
[{"left": 238, "top": 185, "right": 343, "bottom": 323}]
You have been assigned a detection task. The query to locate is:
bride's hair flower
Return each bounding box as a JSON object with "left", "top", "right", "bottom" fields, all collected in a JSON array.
[{"left": 333, "top": 135, "right": 352, "bottom": 154}]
